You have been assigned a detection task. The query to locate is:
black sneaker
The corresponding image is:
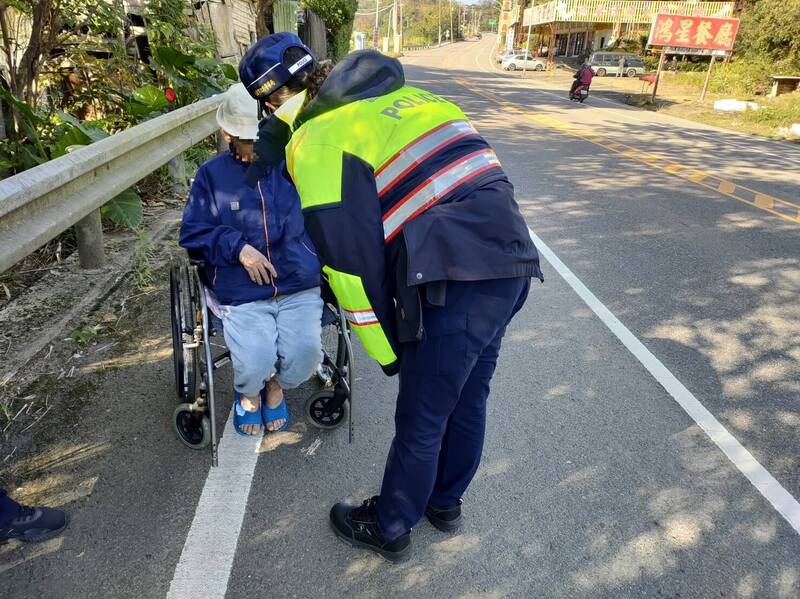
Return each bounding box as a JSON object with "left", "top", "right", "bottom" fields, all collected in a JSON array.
[
  {"left": 329, "top": 496, "right": 411, "bottom": 562},
  {"left": 0, "top": 504, "right": 68, "bottom": 544},
  {"left": 425, "top": 499, "right": 463, "bottom": 532}
]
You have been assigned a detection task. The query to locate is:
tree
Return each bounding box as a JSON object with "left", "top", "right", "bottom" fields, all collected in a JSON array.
[
  {"left": 737, "top": 0, "right": 800, "bottom": 67},
  {"left": 255, "top": 0, "right": 275, "bottom": 38},
  {"left": 0, "top": 0, "right": 124, "bottom": 105},
  {"left": 303, "top": 0, "right": 357, "bottom": 59}
]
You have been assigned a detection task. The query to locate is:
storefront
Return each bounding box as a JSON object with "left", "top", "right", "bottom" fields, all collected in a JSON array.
[{"left": 522, "top": 0, "right": 735, "bottom": 63}]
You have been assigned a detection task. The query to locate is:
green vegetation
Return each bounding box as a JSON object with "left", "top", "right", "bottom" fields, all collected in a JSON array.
[
  {"left": 738, "top": 94, "right": 800, "bottom": 129},
  {"left": 70, "top": 324, "right": 103, "bottom": 347},
  {"left": 737, "top": 0, "right": 800, "bottom": 68},
  {"left": 629, "top": 0, "right": 800, "bottom": 137},
  {"left": 0, "top": 0, "right": 236, "bottom": 229},
  {"left": 131, "top": 230, "right": 158, "bottom": 291},
  {"left": 353, "top": 0, "right": 465, "bottom": 49},
  {"left": 303, "top": 0, "right": 358, "bottom": 59}
]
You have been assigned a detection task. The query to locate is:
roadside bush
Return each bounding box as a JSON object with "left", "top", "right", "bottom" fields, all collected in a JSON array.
[
  {"left": 710, "top": 56, "right": 774, "bottom": 98},
  {"left": 671, "top": 71, "right": 707, "bottom": 89},
  {"left": 737, "top": 0, "right": 800, "bottom": 66},
  {"left": 303, "top": 0, "right": 358, "bottom": 60},
  {"left": 739, "top": 94, "right": 800, "bottom": 128}
]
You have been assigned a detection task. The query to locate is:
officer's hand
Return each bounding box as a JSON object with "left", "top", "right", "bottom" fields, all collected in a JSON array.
[{"left": 239, "top": 244, "right": 277, "bottom": 286}]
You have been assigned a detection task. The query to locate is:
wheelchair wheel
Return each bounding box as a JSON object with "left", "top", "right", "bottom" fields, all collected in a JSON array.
[
  {"left": 173, "top": 403, "right": 211, "bottom": 449},
  {"left": 170, "top": 264, "right": 198, "bottom": 402},
  {"left": 317, "top": 304, "right": 350, "bottom": 386},
  {"left": 305, "top": 389, "right": 349, "bottom": 430}
]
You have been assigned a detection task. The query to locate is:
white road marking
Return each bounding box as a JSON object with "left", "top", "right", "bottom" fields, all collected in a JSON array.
[
  {"left": 528, "top": 227, "right": 800, "bottom": 535},
  {"left": 167, "top": 408, "right": 261, "bottom": 599},
  {"left": 166, "top": 46, "right": 799, "bottom": 599}
]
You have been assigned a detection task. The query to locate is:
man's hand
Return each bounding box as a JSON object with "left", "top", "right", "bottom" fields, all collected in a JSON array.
[{"left": 239, "top": 244, "right": 277, "bottom": 285}]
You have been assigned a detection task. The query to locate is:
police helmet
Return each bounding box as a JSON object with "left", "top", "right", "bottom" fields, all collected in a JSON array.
[{"left": 239, "top": 33, "right": 316, "bottom": 102}]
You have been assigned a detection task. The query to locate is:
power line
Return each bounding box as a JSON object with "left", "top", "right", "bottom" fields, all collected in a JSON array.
[{"left": 355, "top": 4, "right": 395, "bottom": 16}]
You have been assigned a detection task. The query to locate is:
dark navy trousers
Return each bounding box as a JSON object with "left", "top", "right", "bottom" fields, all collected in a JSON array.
[
  {"left": 376, "top": 277, "right": 531, "bottom": 541},
  {"left": 0, "top": 488, "right": 18, "bottom": 528}
]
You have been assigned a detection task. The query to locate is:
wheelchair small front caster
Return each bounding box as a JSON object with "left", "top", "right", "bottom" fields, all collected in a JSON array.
[
  {"left": 305, "top": 390, "right": 349, "bottom": 430},
  {"left": 173, "top": 403, "right": 211, "bottom": 449}
]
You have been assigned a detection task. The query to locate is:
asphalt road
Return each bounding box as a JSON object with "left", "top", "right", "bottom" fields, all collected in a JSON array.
[{"left": 1, "top": 37, "right": 798, "bottom": 599}]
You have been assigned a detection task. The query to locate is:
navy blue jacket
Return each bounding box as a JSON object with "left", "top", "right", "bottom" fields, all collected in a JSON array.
[{"left": 179, "top": 151, "right": 320, "bottom": 305}]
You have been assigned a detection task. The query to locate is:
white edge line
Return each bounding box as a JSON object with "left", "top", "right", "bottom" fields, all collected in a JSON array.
[
  {"left": 167, "top": 407, "right": 261, "bottom": 599},
  {"left": 528, "top": 227, "right": 800, "bottom": 535}
]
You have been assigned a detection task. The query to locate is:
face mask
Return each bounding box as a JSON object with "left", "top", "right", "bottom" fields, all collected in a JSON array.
[{"left": 244, "top": 114, "right": 292, "bottom": 187}]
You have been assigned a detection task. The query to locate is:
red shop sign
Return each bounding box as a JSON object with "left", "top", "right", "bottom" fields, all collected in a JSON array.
[{"left": 648, "top": 14, "right": 740, "bottom": 52}]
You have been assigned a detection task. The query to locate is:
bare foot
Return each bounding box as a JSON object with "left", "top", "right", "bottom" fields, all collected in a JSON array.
[
  {"left": 240, "top": 392, "right": 262, "bottom": 435},
  {"left": 265, "top": 377, "right": 286, "bottom": 432}
]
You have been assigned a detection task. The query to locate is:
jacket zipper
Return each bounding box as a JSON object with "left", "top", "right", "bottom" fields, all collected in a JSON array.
[
  {"left": 256, "top": 180, "right": 278, "bottom": 297},
  {"left": 300, "top": 240, "right": 317, "bottom": 256}
]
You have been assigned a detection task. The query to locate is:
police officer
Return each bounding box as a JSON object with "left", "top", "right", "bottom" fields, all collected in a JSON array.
[{"left": 239, "top": 34, "right": 543, "bottom": 562}]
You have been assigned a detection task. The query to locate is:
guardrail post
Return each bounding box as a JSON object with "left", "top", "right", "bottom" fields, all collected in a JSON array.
[
  {"left": 216, "top": 131, "right": 228, "bottom": 153},
  {"left": 75, "top": 209, "right": 106, "bottom": 269},
  {"left": 168, "top": 153, "right": 188, "bottom": 195}
]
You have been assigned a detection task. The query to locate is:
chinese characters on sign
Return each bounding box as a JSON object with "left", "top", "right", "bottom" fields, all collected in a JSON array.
[{"left": 648, "top": 14, "right": 740, "bottom": 52}]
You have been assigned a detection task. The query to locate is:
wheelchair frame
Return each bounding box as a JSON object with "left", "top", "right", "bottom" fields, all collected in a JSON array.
[{"left": 169, "top": 260, "right": 354, "bottom": 466}]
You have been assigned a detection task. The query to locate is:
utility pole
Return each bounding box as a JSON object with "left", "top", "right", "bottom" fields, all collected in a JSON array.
[
  {"left": 438, "top": 0, "right": 442, "bottom": 47},
  {"left": 522, "top": 19, "right": 532, "bottom": 76},
  {"left": 391, "top": 0, "right": 398, "bottom": 52},
  {"left": 450, "top": 0, "right": 454, "bottom": 43},
  {"left": 522, "top": 0, "right": 535, "bottom": 77},
  {"left": 374, "top": 0, "right": 380, "bottom": 49},
  {"left": 399, "top": 0, "right": 403, "bottom": 50}
]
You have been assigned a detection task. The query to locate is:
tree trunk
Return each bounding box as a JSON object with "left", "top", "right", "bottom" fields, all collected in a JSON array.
[
  {"left": 255, "top": 0, "right": 275, "bottom": 38},
  {"left": 5, "top": 0, "right": 62, "bottom": 105}
]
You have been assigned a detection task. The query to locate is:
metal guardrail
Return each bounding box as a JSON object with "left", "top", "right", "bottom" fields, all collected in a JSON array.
[{"left": 0, "top": 95, "right": 223, "bottom": 273}]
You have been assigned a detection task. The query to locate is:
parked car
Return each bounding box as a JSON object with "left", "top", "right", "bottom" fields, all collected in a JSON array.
[
  {"left": 588, "top": 52, "right": 645, "bottom": 77},
  {"left": 496, "top": 48, "right": 524, "bottom": 63},
  {"left": 502, "top": 53, "right": 547, "bottom": 71}
]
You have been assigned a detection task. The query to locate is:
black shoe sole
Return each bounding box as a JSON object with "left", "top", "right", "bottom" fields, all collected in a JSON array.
[
  {"left": 329, "top": 520, "right": 410, "bottom": 563},
  {"left": 425, "top": 511, "right": 462, "bottom": 533}
]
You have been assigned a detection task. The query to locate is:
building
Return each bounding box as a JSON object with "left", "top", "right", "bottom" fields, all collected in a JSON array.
[
  {"left": 125, "top": 0, "right": 261, "bottom": 64},
  {"left": 521, "top": 0, "right": 736, "bottom": 59}
]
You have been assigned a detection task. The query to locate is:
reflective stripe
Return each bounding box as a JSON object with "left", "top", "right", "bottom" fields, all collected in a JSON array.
[
  {"left": 341, "top": 308, "right": 379, "bottom": 327},
  {"left": 382, "top": 149, "right": 501, "bottom": 242},
  {"left": 375, "top": 120, "right": 477, "bottom": 197},
  {"left": 323, "top": 266, "right": 397, "bottom": 366},
  {"left": 288, "top": 54, "right": 312, "bottom": 74}
]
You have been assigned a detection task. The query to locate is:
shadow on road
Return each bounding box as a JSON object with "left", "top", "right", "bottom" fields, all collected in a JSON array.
[{"left": 0, "top": 60, "right": 797, "bottom": 599}]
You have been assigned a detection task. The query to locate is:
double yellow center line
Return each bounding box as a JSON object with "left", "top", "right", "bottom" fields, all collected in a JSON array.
[{"left": 452, "top": 77, "right": 800, "bottom": 225}]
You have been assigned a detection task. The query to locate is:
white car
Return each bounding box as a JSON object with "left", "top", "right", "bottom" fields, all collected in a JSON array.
[
  {"left": 502, "top": 53, "right": 547, "bottom": 71},
  {"left": 496, "top": 48, "right": 524, "bottom": 63}
]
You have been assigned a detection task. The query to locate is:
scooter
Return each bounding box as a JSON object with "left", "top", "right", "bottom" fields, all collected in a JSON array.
[{"left": 569, "top": 83, "right": 589, "bottom": 103}]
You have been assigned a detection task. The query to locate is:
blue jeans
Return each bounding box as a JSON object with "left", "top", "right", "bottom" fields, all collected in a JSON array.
[
  {"left": 220, "top": 287, "right": 323, "bottom": 396},
  {"left": 376, "top": 277, "right": 531, "bottom": 541}
]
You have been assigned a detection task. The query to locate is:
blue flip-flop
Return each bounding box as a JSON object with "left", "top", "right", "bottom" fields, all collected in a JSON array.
[
  {"left": 262, "top": 397, "right": 290, "bottom": 433},
  {"left": 233, "top": 391, "right": 264, "bottom": 436}
]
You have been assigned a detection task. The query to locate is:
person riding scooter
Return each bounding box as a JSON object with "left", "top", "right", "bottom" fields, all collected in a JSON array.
[{"left": 570, "top": 62, "right": 594, "bottom": 99}]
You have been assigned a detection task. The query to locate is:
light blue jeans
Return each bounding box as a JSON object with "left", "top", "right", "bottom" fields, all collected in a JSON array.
[{"left": 219, "top": 287, "right": 323, "bottom": 396}]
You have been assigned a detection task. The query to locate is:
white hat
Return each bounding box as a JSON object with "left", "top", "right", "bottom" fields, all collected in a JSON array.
[{"left": 216, "top": 82, "right": 260, "bottom": 140}]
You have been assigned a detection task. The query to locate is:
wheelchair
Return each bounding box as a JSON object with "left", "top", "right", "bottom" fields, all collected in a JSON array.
[{"left": 169, "top": 259, "right": 354, "bottom": 466}]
